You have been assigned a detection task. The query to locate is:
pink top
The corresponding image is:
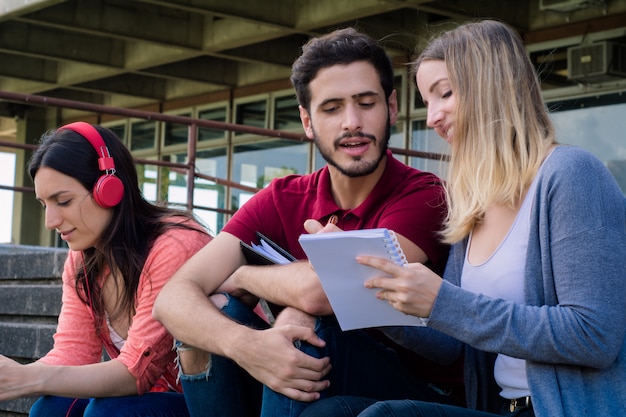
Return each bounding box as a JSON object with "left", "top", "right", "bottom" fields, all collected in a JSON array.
[{"left": 38, "top": 222, "right": 211, "bottom": 394}]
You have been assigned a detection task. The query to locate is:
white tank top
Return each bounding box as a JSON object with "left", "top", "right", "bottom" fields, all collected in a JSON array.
[
  {"left": 106, "top": 314, "right": 126, "bottom": 351},
  {"left": 461, "top": 172, "right": 544, "bottom": 399}
]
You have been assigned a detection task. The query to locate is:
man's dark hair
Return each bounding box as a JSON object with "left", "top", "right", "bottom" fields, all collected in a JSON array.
[{"left": 290, "top": 27, "right": 394, "bottom": 111}]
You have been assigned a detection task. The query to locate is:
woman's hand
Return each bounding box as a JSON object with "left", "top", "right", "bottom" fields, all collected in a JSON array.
[
  {"left": 0, "top": 355, "right": 31, "bottom": 400},
  {"left": 359, "top": 256, "right": 443, "bottom": 318}
]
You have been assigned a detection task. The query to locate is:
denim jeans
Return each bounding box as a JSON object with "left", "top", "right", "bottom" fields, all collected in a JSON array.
[
  {"left": 261, "top": 315, "right": 453, "bottom": 417},
  {"left": 28, "top": 392, "right": 189, "bottom": 417},
  {"left": 300, "top": 397, "right": 536, "bottom": 417},
  {"left": 180, "top": 296, "right": 453, "bottom": 417},
  {"left": 179, "top": 295, "right": 269, "bottom": 417}
]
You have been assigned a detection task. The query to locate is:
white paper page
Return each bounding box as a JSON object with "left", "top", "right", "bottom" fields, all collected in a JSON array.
[
  {"left": 299, "top": 229, "right": 426, "bottom": 330},
  {"left": 256, "top": 240, "right": 292, "bottom": 265}
]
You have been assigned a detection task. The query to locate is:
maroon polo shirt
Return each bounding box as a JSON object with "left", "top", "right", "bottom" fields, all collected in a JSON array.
[{"left": 224, "top": 150, "right": 448, "bottom": 274}]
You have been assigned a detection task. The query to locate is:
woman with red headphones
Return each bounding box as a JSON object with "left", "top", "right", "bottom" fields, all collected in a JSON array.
[{"left": 0, "top": 122, "right": 211, "bottom": 417}]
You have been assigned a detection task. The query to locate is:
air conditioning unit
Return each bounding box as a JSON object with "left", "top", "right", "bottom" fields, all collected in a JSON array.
[
  {"left": 540, "top": 0, "right": 603, "bottom": 12},
  {"left": 567, "top": 41, "right": 626, "bottom": 83}
]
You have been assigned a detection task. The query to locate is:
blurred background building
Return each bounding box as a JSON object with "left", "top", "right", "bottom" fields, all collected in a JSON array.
[{"left": 1, "top": 0, "right": 625, "bottom": 247}]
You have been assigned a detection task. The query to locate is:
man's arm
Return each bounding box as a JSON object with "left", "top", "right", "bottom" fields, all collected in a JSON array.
[
  {"left": 153, "top": 231, "right": 247, "bottom": 352},
  {"left": 152, "top": 232, "right": 331, "bottom": 401},
  {"left": 219, "top": 221, "right": 428, "bottom": 316},
  {"left": 216, "top": 221, "right": 337, "bottom": 316},
  {"left": 223, "top": 262, "right": 333, "bottom": 316},
  {"left": 394, "top": 232, "right": 428, "bottom": 264}
]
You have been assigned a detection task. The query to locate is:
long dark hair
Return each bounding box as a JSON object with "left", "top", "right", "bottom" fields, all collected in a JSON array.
[{"left": 28, "top": 124, "right": 208, "bottom": 326}]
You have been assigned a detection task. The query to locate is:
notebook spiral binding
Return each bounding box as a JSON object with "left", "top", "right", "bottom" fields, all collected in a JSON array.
[{"left": 384, "top": 230, "right": 408, "bottom": 265}]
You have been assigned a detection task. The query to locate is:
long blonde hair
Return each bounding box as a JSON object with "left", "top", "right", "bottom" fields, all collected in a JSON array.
[{"left": 413, "top": 20, "right": 556, "bottom": 243}]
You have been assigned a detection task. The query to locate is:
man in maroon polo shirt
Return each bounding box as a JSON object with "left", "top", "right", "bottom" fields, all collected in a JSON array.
[{"left": 154, "top": 27, "right": 463, "bottom": 417}]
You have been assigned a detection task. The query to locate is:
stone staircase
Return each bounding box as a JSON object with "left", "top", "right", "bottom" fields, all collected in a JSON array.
[{"left": 0, "top": 244, "right": 67, "bottom": 416}]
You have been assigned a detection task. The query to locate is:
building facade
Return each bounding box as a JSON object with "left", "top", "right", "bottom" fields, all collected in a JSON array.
[{"left": 1, "top": 0, "right": 625, "bottom": 246}]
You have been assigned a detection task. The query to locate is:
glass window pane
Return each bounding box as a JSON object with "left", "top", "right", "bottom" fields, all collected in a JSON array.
[
  {"left": 409, "top": 120, "right": 448, "bottom": 178},
  {"left": 0, "top": 152, "right": 16, "bottom": 243},
  {"left": 413, "top": 87, "right": 425, "bottom": 110},
  {"left": 159, "top": 153, "right": 187, "bottom": 209},
  {"left": 164, "top": 113, "right": 192, "bottom": 147},
  {"left": 130, "top": 120, "right": 157, "bottom": 151},
  {"left": 235, "top": 100, "right": 267, "bottom": 135},
  {"left": 389, "top": 124, "right": 404, "bottom": 149},
  {"left": 198, "top": 107, "right": 227, "bottom": 142},
  {"left": 135, "top": 159, "right": 159, "bottom": 202},
  {"left": 314, "top": 147, "right": 325, "bottom": 171},
  {"left": 273, "top": 95, "right": 300, "bottom": 130},
  {"left": 108, "top": 124, "right": 127, "bottom": 145},
  {"left": 394, "top": 74, "right": 404, "bottom": 113},
  {"left": 195, "top": 148, "right": 229, "bottom": 233},
  {"left": 231, "top": 139, "right": 308, "bottom": 210},
  {"left": 155, "top": 150, "right": 230, "bottom": 234},
  {"left": 548, "top": 93, "right": 626, "bottom": 194}
]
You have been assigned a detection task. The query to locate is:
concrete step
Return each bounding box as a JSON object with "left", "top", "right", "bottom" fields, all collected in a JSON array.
[{"left": 0, "top": 244, "right": 67, "bottom": 416}]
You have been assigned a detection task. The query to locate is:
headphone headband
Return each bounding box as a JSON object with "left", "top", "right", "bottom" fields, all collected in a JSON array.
[{"left": 60, "top": 122, "right": 116, "bottom": 172}]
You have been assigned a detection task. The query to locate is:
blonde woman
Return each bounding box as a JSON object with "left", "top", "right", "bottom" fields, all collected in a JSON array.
[{"left": 302, "top": 20, "right": 626, "bottom": 417}]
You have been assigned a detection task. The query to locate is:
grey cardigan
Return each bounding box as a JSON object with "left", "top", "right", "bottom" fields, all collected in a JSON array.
[{"left": 387, "top": 145, "right": 626, "bottom": 417}]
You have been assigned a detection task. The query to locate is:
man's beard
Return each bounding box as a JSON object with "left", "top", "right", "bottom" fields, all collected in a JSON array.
[{"left": 314, "top": 118, "right": 391, "bottom": 178}]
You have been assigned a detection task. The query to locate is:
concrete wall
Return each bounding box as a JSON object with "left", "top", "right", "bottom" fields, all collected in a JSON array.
[{"left": 0, "top": 244, "right": 67, "bottom": 416}]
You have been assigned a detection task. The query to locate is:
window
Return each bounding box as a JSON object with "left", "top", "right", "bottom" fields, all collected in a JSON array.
[
  {"left": 194, "top": 148, "right": 229, "bottom": 233},
  {"left": 548, "top": 92, "right": 626, "bottom": 193},
  {"left": 273, "top": 95, "right": 300, "bottom": 131},
  {"left": 231, "top": 140, "right": 308, "bottom": 210},
  {"left": 393, "top": 73, "right": 406, "bottom": 115},
  {"left": 0, "top": 152, "right": 15, "bottom": 243},
  {"left": 409, "top": 120, "right": 448, "bottom": 178},
  {"left": 389, "top": 124, "right": 405, "bottom": 149},
  {"left": 235, "top": 99, "right": 267, "bottom": 135},
  {"left": 135, "top": 157, "right": 159, "bottom": 202},
  {"left": 130, "top": 120, "right": 158, "bottom": 151},
  {"left": 139, "top": 149, "right": 230, "bottom": 234},
  {"left": 198, "top": 106, "right": 228, "bottom": 142},
  {"left": 106, "top": 123, "right": 127, "bottom": 145},
  {"left": 163, "top": 111, "right": 192, "bottom": 147}
]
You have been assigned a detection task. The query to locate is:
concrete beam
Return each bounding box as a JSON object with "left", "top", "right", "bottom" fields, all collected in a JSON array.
[{"left": 0, "top": 0, "right": 65, "bottom": 21}]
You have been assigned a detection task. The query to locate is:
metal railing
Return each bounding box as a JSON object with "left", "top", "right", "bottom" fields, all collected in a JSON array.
[{"left": 0, "top": 90, "right": 444, "bottom": 216}]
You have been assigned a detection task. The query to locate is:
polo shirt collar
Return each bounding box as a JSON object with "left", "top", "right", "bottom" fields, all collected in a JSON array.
[{"left": 310, "top": 150, "right": 397, "bottom": 223}]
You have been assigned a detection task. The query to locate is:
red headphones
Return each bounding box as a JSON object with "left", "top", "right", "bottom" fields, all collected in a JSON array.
[{"left": 59, "top": 122, "right": 124, "bottom": 208}]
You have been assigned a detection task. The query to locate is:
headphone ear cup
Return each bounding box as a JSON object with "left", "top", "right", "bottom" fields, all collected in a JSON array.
[{"left": 93, "top": 174, "right": 124, "bottom": 208}]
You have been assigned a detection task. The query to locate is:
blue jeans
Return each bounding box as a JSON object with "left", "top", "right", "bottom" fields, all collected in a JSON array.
[
  {"left": 179, "top": 296, "right": 269, "bottom": 417},
  {"left": 300, "top": 397, "right": 536, "bottom": 417},
  {"left": 29, "top": 392, "right": 188, "bottom": 417},
  {"left": 261, "top": 315, "right": 454, "bottom": 417},
  {"left": 181, "top": 296, "right": 454, "bottom": 417}
]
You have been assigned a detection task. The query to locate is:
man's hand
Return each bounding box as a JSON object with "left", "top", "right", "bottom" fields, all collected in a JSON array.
[
  {"left": 304, "top": 219, "right": 343, "bottom": 234},
  {"left": 232, "top": 325, "right": 331, "bottom": 402}
]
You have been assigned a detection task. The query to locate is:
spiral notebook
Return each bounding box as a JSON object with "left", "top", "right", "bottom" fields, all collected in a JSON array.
[{"left": 298, "top": 228, "right": 427, "bottom": 330}]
